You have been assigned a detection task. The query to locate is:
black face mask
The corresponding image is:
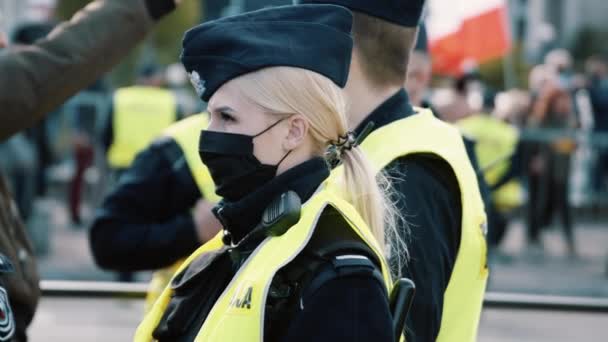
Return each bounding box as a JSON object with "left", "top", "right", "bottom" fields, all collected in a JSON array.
[{"left": 199, "top": 119, "right": 291, "bottom": 202}]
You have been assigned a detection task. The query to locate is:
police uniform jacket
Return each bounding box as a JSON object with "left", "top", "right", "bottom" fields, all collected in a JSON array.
[
  {"left": 355, "top": 89, "right": 463, "bottom": 342},
  {"left": 150, "top": 158, "right": 394, "bottom": 342},
  {"left": 90, "top": 137, "right": 202, "bottom": 271}
]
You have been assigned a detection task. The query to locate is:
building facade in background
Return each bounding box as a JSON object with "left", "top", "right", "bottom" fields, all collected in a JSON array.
[{"left": 513, "top": 0, "right": 608, "bottom": 61}]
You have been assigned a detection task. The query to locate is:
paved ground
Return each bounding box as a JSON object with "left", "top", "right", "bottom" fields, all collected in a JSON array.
[
  {"left": 32, "top": 196, "right": 608, "bottom": 296},
  {"left": 31, "top": 197, "right": 153, "bottom": 282},
  {"left": 488, "top": 219, "right": 608, "bottom": 297}
]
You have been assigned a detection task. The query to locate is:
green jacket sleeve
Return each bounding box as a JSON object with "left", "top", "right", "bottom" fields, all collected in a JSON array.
[{"left": 0, "top": 0, "right": 156, "bottom": 141}]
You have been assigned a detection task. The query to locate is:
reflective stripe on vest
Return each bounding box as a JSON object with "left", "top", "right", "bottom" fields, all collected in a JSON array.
[
  {"left": 332, "top": 109, "right": 488, "bottom": 342},
  {"left": 145, "top": 114, "right": 220, "bottom": 312},
  {"left": 457, "top": 114, "right": 524, "bottom": 210},
  {"left": 134, "top": 187, "right": 391, "bottom": 342},
  {"left": 107, "top": 86, "right": 177, "bottom": 168}
]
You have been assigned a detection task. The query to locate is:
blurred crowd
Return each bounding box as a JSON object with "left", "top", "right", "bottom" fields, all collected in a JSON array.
[
  {"left": 2, "top": 1, "right": 607, "bottom": 340},
  {"left": 407, "top": 47, "right": 608, "bottom": 257},
  {"left": 2, "top": 19, "right": 608, "bottom": 261}
]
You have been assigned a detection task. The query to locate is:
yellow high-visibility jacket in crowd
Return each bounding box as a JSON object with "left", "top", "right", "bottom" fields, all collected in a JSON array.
[
  {"left": 107, "top": 86, "right": 177, "bottom": 168},
  {"left": 458, "top": 113, "right": 524, "bottom": 211}
]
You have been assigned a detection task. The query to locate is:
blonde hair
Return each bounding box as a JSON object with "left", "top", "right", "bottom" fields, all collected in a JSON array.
[{"left": 233, "top": 66, "right": 407, "bottom": 276}]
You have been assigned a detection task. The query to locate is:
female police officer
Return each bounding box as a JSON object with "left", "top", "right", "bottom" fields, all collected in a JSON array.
[{"left": 135, "top": 4, "right": 405, "bottom": 342}]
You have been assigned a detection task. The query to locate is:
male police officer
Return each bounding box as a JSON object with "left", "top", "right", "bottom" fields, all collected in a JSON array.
[{"left": 302, "top": 1, "right": 488, "bottom": 341}]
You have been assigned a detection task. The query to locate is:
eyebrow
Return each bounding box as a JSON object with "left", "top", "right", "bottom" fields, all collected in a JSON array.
[{"left": 210, "top": 106, "right": 235, "bottom": 113}]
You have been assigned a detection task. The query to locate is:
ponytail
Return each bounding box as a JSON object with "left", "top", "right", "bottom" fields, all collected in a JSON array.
[{"left": 338, "top": 144, "right": 407, "bottom": 277}]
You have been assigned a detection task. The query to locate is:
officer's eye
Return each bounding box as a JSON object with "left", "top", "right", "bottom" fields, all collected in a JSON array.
[{"left": 220, "top": 111, "right": 236, "bottom": 122}]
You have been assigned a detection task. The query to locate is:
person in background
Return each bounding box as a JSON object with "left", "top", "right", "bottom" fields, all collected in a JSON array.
[
  {"left": 301, "top": 1, "right": 488, "bottom": 341},
  {"left": 586, "top": 56, "right": 608, "bottom": 195},
  {"left": 457, "top": 92, "right": 526, "bottom": 249},
  {"left": 568, "top": 70, "right": 596, "bottom": 208},
  {"left": 0, "top": 22, "right": 57, "bottom": 221},
  {"left": 101, "top": 64, "right": 182, "bottom": 282},
  {"left": 0, "top": 132, "right": 37, "bottom": 221},
  {"left": 544, "top": 49, "right": 574, "bottom": 91},
  {"left": 90, "top": 112, "right": 223, "bottom": 288},
  {"left": 11, "top": 22, "right": 56, "bottom": 198},
  {"left": 102, "top": 64, "right": 181, "bottom": 180},
  {"left": 0, "top": 1, "right": 184, "bottom": 340},
  {"left": 495, "top": 89, "right": 532, "bottom": 127},
  {"left": 527, "top": 79, "right": 578, "bottom": 256},
  {"left": 433, "top": 74, "right": 474, "bottom": 123},
  {"left": 69, "top": 79, "right": 110, "bottom": 225}
]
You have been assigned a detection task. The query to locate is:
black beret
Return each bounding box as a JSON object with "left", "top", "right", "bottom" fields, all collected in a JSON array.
[
  {"left": 299, "top": 0, "right": 425, "bottom": 27},
  {"left": 181, "top": 4, "right": 353, "bottom": 102}
]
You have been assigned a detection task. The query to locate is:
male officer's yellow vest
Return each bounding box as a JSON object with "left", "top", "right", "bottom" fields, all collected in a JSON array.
[
  {"left": 145, "top": 114, "right": 220, "bottom": 311},
  {"left": 457, "top": 114, "right": 523, "bottom": 211},
  {"left": 334, "top": 109, "right": 488, "bottom": 342},
  {"left": 107, "top": 86, "right": 177, "bottom": 168},
  {"left": 134, "top": 186, "right": 392, "bottom": 341}
]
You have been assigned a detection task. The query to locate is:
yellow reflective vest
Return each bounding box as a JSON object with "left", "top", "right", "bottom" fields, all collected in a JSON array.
[
  {"left": 331, "top": 108, "right": 488, "bottom": 342},
  {"left": 135, "top": 186, "right": 392, "bottom": 341},
  {"left": 145, "top": 114, "right": 220, "bottom": 311},
  {"left": 107, "top": 86, "right": 177, "bottom": 168},
  {"left": 457, "top": 114, "right": 524, "bottom": 211}
]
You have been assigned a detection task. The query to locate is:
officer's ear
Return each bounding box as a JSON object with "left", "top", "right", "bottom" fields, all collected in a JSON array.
[{"left": 283, "top": 114, "right": 309, "bottom": 151}]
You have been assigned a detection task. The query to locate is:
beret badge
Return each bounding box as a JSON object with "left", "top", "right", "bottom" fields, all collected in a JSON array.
[{"left": 188, "top": 70, "right": 206, "bottom": 97}]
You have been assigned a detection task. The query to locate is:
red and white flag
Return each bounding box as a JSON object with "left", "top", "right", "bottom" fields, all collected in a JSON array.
[{"left": 426, "top": 0, "right": 512, "bottom": 76}]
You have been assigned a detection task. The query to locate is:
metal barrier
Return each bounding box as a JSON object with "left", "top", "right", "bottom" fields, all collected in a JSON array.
[
  {"left": 41, "top": 280, "right": 148, "bottom": 299},
  {"left": 519, "top": 127, "right": 608, "bottom": 148},
  {"left": 484, "top": 292, "right": 608, "bottom": 313},
  {"left": 40, "top": 280, "right": 608, "bottom": 313}
]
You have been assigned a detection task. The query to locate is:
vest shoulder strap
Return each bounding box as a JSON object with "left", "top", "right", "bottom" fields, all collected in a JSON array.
[
  {"left": 301, "top": 254, "right": 385, "bottom": 305},
  {"left": 264, "top": 207, "right": 386, "bottom": 341},
  {"left": 267, "top": 202, "right": 385, "bottom": 301},
  {"left": 298, "top": 204, "right": 387, "bottom": 302}
]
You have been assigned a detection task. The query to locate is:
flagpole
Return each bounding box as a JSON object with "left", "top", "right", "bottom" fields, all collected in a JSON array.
[
  {"left": 502, "top": 49, "right": 518, "bottom": 90},
  {"left": 502, "top": 0, "right": 517, "bottom": 90}
]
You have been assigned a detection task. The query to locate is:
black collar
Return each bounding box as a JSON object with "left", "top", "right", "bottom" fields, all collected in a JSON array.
[
  {"left": 214, "top": 157, "right": 329, "bottom": 243},
  {"left": 354, "top": 88, "right": 416, "bottom": 138}
]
